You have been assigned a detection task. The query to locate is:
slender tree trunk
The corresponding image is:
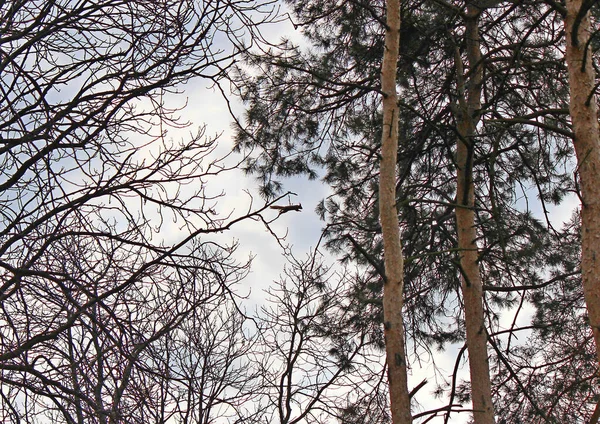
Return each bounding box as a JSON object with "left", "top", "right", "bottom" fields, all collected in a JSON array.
[
  {"left": 565, "top": 0, "right": 600, "bottom": 366},
  {"left": 454, "top": 7, "right": 495, "bottom": 424},
  {"left": 379, "top": 0, "right": 412, "bottom": 423}
]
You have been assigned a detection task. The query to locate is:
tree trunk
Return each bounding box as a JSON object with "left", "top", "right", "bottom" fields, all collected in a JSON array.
[
  {"left": 564, "top": 0, "right": 600, "bottom": 366},
  {"left": 379, "top": 0, "right": 412, "bottom": 422},
  {"left": 454, "top": 7, "right": 495, "bottom": 424}
]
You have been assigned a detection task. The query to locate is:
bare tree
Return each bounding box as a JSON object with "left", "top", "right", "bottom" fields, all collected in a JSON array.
[
  {"left": 0, "top": 1, "right": 282, "bottom": 423},
  {"left": 251, "top": 248, "right": 391, "bottom": 424},
  {"left": 140, "top": 295, "right": 263, "bottom": 424}
]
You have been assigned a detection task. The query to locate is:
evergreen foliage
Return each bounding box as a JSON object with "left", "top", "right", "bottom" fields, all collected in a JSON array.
[{"left": 234, "top": 0, "right": 599, "bottom": 421}]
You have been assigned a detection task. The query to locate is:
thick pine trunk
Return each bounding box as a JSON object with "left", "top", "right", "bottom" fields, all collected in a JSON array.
[
  {"left": 564, "top": 0, "right": 600, "bottom": 367},
  {"left": 379, "top": 0, "right": 412, "bottom": 422},
  {"left": 454, "top": 8, "right": 495, "bottom": 424}
]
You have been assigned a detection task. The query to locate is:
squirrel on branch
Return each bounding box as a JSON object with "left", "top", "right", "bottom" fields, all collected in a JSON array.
[{"left": 269, "top": 204, "right": 303, "bottom": 214}]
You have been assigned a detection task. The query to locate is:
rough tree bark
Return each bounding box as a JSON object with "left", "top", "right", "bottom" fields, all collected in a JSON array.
[
  {"left": 454, "top": 5, "right": 495, "bottom": 424},
  {"left": 379, "top": 0, "right": 412, "bottom": 422},
  {"left": 565, "top": 0, "right": 600, "bottom": 371}
]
